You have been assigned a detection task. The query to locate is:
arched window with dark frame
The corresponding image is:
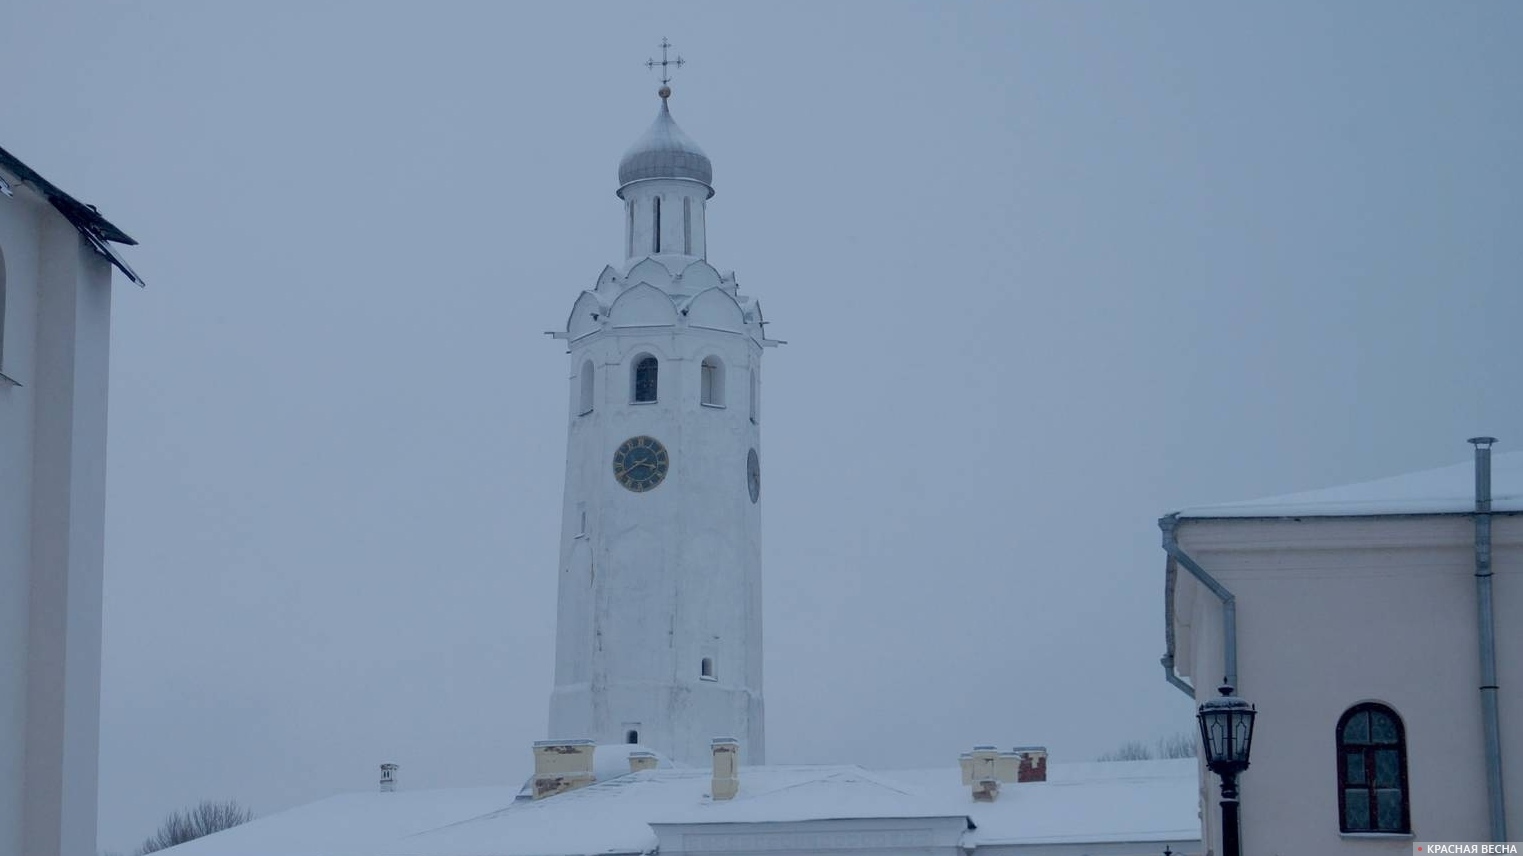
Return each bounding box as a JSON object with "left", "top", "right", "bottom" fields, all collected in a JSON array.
[
  {"left": 632, "top": 355, "right": 658, "bottom": 403},
  {"left": 1337, "top": 702, "right": 1411, "bottom": 833}
]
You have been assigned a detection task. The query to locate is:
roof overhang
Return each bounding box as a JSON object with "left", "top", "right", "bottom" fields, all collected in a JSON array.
[{"left": 0, "top": 143, "right": 144, "bottom": 285}]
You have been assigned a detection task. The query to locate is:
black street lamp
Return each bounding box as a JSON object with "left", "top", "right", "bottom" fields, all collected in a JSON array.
[{"left": 1198, "top": 684, "right": 1256, "bottom": 856}]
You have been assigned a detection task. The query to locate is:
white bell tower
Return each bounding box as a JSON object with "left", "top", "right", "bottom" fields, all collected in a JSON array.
[{"left": 547, "top": 72, "right": 776, "bottom": 767}]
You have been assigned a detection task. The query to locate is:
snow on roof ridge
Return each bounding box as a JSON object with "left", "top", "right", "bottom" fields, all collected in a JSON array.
[{"left": 1175, "top": 450, "right": 1523, "bottom": 519}]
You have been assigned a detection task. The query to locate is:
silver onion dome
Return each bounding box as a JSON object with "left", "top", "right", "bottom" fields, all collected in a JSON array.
[{"left": 617, "top": 91, "right": 713, "bottom": 195}]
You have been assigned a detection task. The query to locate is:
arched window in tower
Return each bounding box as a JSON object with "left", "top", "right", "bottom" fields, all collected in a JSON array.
[
  {"left": 626, "top": 729, "right": 639, "bottom": 745},
  {"left": 651, "top": 197, "right": 661, "bottom": 253},
  {"left": 683, "top": 197, "right": 692, "bottom": 255},
  {"left": 1336, "top": 702, "right": 1411, "bottom": 833},
  {"left": 700, "top": 657, "right": 715, "bottom": 680},
  {"left": 700, "top": 356, "right": 725, "bottom": 406},
  {"left": 578, "top": 360, "right": 595, "bottom": 415},
  {"left": 632, "top": 355, "right": 658, "bottom": 403}
]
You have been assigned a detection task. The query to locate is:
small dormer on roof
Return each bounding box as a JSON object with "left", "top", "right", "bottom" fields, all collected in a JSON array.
[{"left": 617, "top": 88, "right": 714, "bottom": 199}]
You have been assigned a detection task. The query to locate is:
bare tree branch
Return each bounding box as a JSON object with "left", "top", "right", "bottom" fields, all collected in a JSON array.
[
  {"left": 136, "top": 799, "right": 253, "bottom": 854},
  {"left": 1097, "top": 731, "right": 1198, "bottom": 762}
]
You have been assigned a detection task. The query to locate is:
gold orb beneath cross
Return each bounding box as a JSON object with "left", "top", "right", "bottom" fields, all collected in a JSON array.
[{"left": 659, "top": 86, "right": 671, "bottom": 99}]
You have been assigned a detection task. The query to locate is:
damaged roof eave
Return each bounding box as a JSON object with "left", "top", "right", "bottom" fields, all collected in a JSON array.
[{"left": 0, "top": 142, "right": 144, "bottom": 285}]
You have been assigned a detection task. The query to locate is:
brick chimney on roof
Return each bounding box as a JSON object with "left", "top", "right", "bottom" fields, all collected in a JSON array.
[
  {"left": 1013, "top": 746, "right": 1048, "bottom": 783},
  {"left": 963, "top": 745, "right": 1046, "bottom": 800}
]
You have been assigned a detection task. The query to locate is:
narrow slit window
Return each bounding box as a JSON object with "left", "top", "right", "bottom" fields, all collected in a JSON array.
[
  {"left": 577, "top": 502, "right": 587, "bottom": 536},
  {"left": 579, "top": 360, "right": 595, "bottom": 415},
  {"left": 652, "top": 197, "right": 661, "bottom": 253},
  {"left": 701, "top": 357, "right": 724, "bottom": 406},
  {"left": 701, "top": 657, "right": 715, "bottom": 680},
  {"left": 626, "top": 201, "right": 635, "bottom": 258},
  {"left": 633, "top": 356, "right": 658, "bottom": 403},
  {"left": 0, "top": 246, "right": 7, "bottom": 369},
  {"left": 749, "top": 369, "right": 759, "bottom": 424},
  {"left": 683, "top": 198, "right": 692, "bottom": 254}
]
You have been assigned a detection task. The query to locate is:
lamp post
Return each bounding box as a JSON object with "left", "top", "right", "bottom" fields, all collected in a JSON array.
[{"left": 1198, "top": 684, "right": 1256, "bottom": 856}]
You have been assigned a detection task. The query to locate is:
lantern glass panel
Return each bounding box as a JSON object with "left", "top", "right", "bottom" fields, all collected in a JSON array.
[{"left": 1231, "top": 713, "right": 1255, "bottom": 763}]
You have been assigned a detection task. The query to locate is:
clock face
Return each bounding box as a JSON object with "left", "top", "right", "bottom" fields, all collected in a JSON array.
[
  {"left": 613, "top": 436, "right": 670, "bottom": 492},
  {"left": 747, "top": 448, "right": 760, "bottom": 503}
]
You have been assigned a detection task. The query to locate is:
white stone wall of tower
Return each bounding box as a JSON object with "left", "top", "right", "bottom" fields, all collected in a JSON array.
[
  {"left": 621, "top": 178, "right": 708, "bottom": 262},
  {"left": 550, "top": 96, "right": 767, "bottom": 767},
  {"left": 550, "top": 313, "right": 765, "bottom": 766},
  {"left": 0, "top": 181, "right": 114, "bottom": 856}
]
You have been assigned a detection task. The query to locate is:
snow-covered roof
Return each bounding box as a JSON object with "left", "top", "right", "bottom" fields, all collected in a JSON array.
[
  {"left": 1175, "top": 450, "right": 1523, "bottom": 519},
  {"left": 920, "top": 760, "right": 1199, "bottom": 846},
  {"left": 154, "top": 786, "right": 526, "bottom": 856},
  {"left": 157, "top": 758, "right": 1199, "bottom": 856}
]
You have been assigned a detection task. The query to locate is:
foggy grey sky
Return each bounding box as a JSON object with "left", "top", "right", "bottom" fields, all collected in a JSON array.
[{"left": 4, "top": 2, "right": 1521, "bottom": 851}]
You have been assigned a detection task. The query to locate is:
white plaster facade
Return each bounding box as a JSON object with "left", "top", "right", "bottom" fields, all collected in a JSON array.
[
  {"left": 1163, "top": 453, "right": 1522, "bottom": 851},
  {"left": 547, "top": 97, "right": 775, "bottom": 767},
  {"left": 0, "top": 147, "right": 134, "bottom": 856}
]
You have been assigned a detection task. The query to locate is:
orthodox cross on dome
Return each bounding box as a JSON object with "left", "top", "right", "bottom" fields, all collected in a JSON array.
[{"left": 645, "top": 37, "right": 686, "bottom": 97}]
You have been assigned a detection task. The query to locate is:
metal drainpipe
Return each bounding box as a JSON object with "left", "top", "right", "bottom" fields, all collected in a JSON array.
[
  {"left": 1469, "top": 437, "right": 1507, "bottom": 842},
  {"left": 1160, "top": 514, "right": 1238, "bottom": 691}
]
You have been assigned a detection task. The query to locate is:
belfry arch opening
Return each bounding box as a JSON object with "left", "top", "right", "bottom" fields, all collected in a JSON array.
[
  {"left": 632, "top": 355, "right": 658, "bottom": 403},
  {"left": 700, "top": 356, "right": 724, "bottom": 406}
]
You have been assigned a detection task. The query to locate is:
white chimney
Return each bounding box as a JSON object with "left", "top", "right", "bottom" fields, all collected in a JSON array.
[
  {"left": 968, "top": 745, "right": 999, "bottom": 802},
  {"left": 532, "top": 739, "right": 597, "bottom": 799},
  {"left": 629, "top": 750, "right": 659, "bottom": 773},
  {"left": 379, "top": 763, "right": 399, "bottom": 793},
  {"left": 711, "top": 737, "right": 739, "bottom": 801},
  {"left": 995, "top": 750, "right": 1020, "bottom": 783}
]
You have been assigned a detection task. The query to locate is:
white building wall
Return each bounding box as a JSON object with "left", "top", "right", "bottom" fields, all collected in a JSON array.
[
  {"left": 1172, "top": 515, "right": 1522, "bottom": 852},
  {"left": 653, "top": 816, "right": 969, "bottom": 856},
  {"left": 0, "top": 184, "right": 114, "bottom": 856}
]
